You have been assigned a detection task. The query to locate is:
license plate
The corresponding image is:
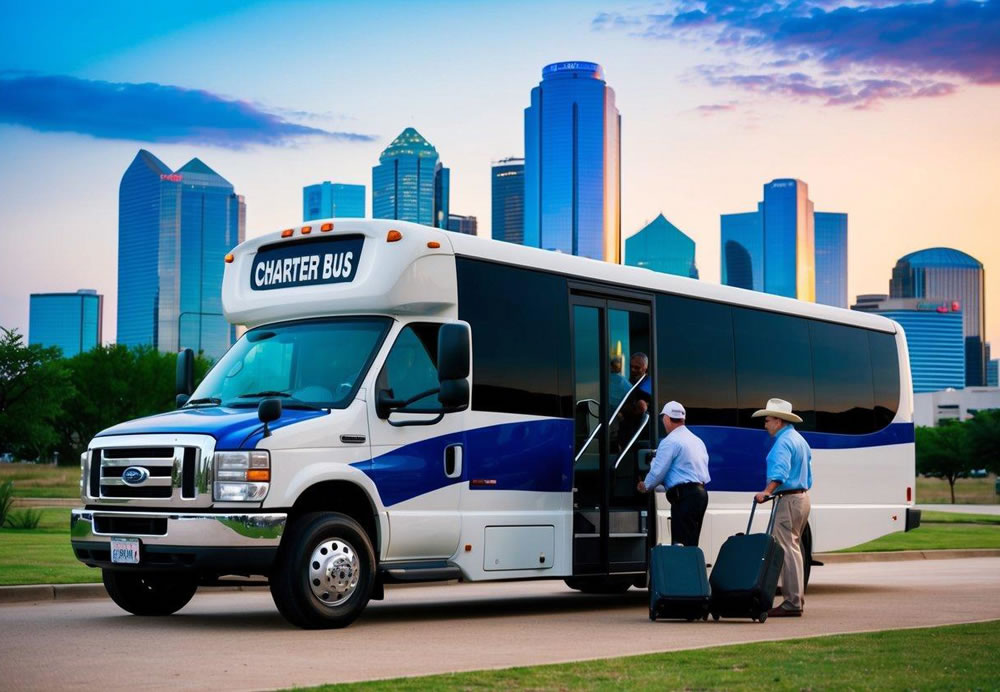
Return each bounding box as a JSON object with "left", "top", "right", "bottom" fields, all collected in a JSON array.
[{"left": 111, "top": 537, "right": 140, "bottom": 564}]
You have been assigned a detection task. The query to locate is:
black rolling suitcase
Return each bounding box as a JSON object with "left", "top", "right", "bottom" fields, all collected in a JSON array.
[
  {"left": 709, "top": 496, "right": 785, "bottom": 623},
  {"left": 649, "top": 544, "right": 711, "bottom": 621}
]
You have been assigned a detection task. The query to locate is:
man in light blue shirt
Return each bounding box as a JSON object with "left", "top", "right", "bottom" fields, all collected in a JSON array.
[
  {"left": 752, "top": 397, "right": 813, "bottom": 617},
  {"left": 637, "top": 401, "right": 711, "bottom": 547}
]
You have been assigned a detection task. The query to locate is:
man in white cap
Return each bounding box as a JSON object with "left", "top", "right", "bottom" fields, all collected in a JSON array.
[
  {"left": 637, "top": 401, "right": 711, "bottom": 547},
  {"left": 752, "top": 398, "right": 813, "bottom": 617}
]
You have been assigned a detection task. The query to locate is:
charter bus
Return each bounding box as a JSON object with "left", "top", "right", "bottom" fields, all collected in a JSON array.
[{"left": 71, "top": 218, "right": 919, "bottom": 628}]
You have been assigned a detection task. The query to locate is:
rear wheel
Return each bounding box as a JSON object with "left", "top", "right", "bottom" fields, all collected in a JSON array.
[
  {"left": 270, "top": 512, "right": 375, "bottom": 629},
  {"left": 564, "top": 576, "right": 633, "bottom": 594},
  {"left": 803, "top": 523, "right": 813, "bottom": 590},
  {"left": 102, "top": 570, "right": 198, "bottom": 616}
]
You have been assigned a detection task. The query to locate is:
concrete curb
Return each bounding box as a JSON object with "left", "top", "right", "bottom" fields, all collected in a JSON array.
[{"left": 3, "top": 550, "right": 998, "bottom": 605}]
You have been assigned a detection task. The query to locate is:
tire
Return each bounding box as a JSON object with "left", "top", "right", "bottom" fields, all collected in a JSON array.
[
  {"left": 102, "top": 570, "right": 198, "bottom": 616},
  {"left": 270, "top": 512, "right": 375, "bottom": 629},
  {"left": 803, "top": 523, "right": 813, "bottom": 591},
  {"left": 563, "top": 576, "right": 633, "bottom": 594},
  {"left": 712, "top": 612, "right": 720, "bottom": 621}
]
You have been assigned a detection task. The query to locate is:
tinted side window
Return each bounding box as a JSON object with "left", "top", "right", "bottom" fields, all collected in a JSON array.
[
  {"left": 376, "top": 323, "right": 442, "bottom": 411},
  {"left": 656, "top": 295, "right": 738, "bottom": 426},
  {"left": 810, "top": 321, "right": 874, "bottom": 434},
  {"left": 733, "top": 308, "right": 815, "bottom": 430},
  {"left": 456, "top": 258, "right": 571, "bottom": 417},
  {"left": 870, "top": 331, "right": 901, "bottom": 430}
]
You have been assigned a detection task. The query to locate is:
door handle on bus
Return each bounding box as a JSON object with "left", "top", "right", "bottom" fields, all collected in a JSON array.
[{"left": 444, "top": 444, "right": 463, "bottom": 479}]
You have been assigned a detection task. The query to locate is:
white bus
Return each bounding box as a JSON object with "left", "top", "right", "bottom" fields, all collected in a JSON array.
[{"left": 71, "top": 219, "right": 919, "bottom": 628}]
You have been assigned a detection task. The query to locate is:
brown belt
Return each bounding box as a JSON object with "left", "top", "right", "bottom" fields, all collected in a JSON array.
[{"left": 777, "top": 488, "right": 807, "bottom": 495}]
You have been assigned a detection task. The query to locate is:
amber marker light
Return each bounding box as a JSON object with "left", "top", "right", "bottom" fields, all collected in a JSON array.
[
  {"left": 301, "top": 225, "right": 312, "bottom": 234},
  {"left": 427, "top": 241, "right": 441, "bottom": 249},
  {"left": 224, "top": 253, "right": 234, "bottom": 263},
  {"left": 321, "top": 223, "right": 333, "bottom": 232},
  {"left": 246, "top": 469, "right": 270, "bottom": 482},
  {"left": 281, "top": 229, "right": 294, "bottom": 238},
  {"left": 387, "top": 230, "right": 403, "bottom": 242}
]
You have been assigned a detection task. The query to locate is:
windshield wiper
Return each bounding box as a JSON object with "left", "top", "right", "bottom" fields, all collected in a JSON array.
[
  {"left": 185, "top": 397, "right": 221, "bottom": 407},
  {"left": 235, "top": 391, "right": 323, "bottom": 411}
]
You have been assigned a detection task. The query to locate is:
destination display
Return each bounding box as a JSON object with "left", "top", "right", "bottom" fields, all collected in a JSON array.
[{"left": 251, "top": 235, "right": 363, "bottom": 291}]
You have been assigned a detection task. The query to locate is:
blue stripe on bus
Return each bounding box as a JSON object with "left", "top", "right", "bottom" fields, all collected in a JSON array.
[{"left": 359, "top": 420, "right": 913, "bottom": 505}]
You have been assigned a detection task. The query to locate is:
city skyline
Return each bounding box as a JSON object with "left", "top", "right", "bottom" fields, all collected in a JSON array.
[{"left": 1, "top": 1, "right": 998, "bottom": 348}]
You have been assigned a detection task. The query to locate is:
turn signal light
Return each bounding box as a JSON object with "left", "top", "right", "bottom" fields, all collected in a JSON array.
[
  {"left": 321, "top": 223, "right": 333, "bottom": 232},
  {"left": 224, "top": 253, "right": 234, "bottom": 263},
  {"left": 387, "top": 230, "right": 402, "bottom": 242},
  {"left": 281, "top": 229, "right": 294, "bottom": 238},
  {"left": 301, "top": 225, "right": 312, "bottom": 235},
  {"left": 246, "top": 469, "right": 270, "bottom": 482},
  {"left": 427, "top": 241, "right": 441, "bottom": 249}
]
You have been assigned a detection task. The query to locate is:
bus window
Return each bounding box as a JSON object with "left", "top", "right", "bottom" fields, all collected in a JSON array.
[
  {"left": 810, "top": 321, "right": 875, "bottom": 434},
  {"left": 377, "top": 324, "right": 444, "bottom": 412},
  {"left": 870, "top": 331, "right": 901, "bottom": 430}
]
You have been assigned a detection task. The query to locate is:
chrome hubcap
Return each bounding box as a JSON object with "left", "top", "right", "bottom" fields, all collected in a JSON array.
[{"left": 308, "top": 537, "right": 360, "bottom": 607}]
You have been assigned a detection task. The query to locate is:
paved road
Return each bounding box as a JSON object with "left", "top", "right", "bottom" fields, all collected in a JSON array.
[
  {"left": 916, "top": 503, "right": 1000, "bottom": 515},
  {"left": 2, "top": 558, "right": 999, "bottom": 691}
]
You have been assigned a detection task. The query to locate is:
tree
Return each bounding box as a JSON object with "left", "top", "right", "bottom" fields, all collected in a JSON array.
[
  {"left": 915, "top": 421, "right": 972, "bottom": 503},
  {"left": 965, "top": 410, "right": 1000, "bottom": 475},
  {"left": 0, "top": 327, "right": 72, "bottom": 460}
]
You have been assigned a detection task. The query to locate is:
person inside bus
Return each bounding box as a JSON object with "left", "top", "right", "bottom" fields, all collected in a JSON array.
[
  {"left": 616, "top": 352, "right": 652, "bottom": 450},
  {"left": 609, "top": 355, "right": 630, "bottom": 411},
  {"left": 636, "top": 401, "right": 711, "bottom": 547},
  {"left": 753, "top": 397, "right": 813, "bottom": 618}
]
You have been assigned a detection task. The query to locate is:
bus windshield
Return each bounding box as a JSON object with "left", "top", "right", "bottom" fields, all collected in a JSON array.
[{"left": 188, "top": 317, "right": 391, "bottom": 410}]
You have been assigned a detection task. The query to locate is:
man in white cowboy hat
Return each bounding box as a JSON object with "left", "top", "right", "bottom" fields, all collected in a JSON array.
[
  {"left": 637, "top": 401, "right": 711, "bottom": 547},
  {"left": 752, "top": 397, "right": 813, "bottom": 617}
]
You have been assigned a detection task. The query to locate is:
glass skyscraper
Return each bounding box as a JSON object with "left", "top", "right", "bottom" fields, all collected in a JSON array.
[
  {"left": 853, "top": 297, "right": 965, "bottom": 393},
  {"left": 117, "top": 150, "right": 245, "bottom": 361},
  {"left": 524, "top": 61, "right": 620, "bottom": 262},
  {"left": 372, "top": 127, "right": 449, "bottom": 228},
  {"left": 491, "top": 157, "right": 524, "bottom": 244},
  {"left": 988, "top": 359, "right": 998, "bottom": 387},
  {"left": 29, "top": 289, "right": 102, "bottom": 357},
  {"left": 446, "top": 214, "right": 477, "bottom": 235},
  {"left": 721, "top": 179, "right": 847, "bottom": 305},
  {"left": 814, "top": 212, "right": 848, "bottom": 308},
  {"left": 890, "top": 247, "right": 986, "bottom": 386},
  {"left": 625, "top": 214, "right": 698, "bottom": 278},
  {"left": 303, "top": 182, "right": 365, "bottom": 221}
]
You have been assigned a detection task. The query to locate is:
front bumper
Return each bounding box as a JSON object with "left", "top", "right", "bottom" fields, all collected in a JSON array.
[{"left": 71, "top": 509, "right": 286, "bottom": 573}]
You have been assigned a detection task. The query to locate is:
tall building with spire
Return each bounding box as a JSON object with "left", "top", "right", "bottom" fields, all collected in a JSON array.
[
  {"left": 117, "top": 150, "right": 245, "bottom": 360},
  {"left": 372, "top": 127, "right": 449, "bottom": 228},
  {"left": 524, "top": 62, "right": 621, "bottom": 262}
]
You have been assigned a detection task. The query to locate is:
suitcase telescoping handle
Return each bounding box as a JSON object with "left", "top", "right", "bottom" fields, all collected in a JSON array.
[{"left": 747, "top": 495, "right": 782, "bottom": 535}]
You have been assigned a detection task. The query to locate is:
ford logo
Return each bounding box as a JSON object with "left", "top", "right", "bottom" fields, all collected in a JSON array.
[{"left": 121, "top": 466, "right": 149, "bottom": 486}]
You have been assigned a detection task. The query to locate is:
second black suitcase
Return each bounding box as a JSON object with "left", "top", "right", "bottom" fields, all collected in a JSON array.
[
  {"left": 649, "top": 544, "right": 711, "bottom": 621},
  {"left": 709, "top": 496, "right": 785, "bottom": 623}
]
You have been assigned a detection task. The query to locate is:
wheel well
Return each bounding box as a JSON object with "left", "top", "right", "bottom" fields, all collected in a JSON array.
[{"left": 289, "top": 481, "right": 380, "bottom": 557}]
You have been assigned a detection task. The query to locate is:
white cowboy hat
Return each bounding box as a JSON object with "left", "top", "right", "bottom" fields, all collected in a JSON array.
[{"left": 751, "top": 398, "right": 803, "bottom": 424}]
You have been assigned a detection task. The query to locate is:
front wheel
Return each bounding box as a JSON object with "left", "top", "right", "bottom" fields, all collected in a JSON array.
[
  {"left": 102, "top": 570, "right": 198, "bottom": 616},
  {"left": 270, "top": 512, "right": 375, "bottom": 629}
]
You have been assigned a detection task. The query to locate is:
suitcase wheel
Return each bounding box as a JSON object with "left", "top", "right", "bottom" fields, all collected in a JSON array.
[
  {"left": 757, "top": 611, "right": 768, "bottom": 623},
  {"left": 649, "top": 613, "right": 656, "bottom": 621},
  {"left": 702, "top": 613, "right": 709, "bottom": 622},
  {"left": 711, "top": 612, "right": 720, "bottom": 621}
]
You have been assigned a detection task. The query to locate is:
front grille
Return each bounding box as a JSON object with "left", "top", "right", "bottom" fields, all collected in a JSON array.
[{"left": 91, "top": 446, "right": 198, "bottom": 501}]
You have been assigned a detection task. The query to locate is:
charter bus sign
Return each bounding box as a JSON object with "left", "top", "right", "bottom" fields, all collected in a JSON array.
[{"left": 250, "top": 235, "right": 363, "bottom": 291}]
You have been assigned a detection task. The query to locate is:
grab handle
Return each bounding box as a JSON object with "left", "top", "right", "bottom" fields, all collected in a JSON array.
[{"left": 747, "top": 495, "right": 781, "bottom": 535}]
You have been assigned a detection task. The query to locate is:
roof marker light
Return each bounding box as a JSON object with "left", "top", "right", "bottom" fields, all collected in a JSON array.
[
  {"left": 224, "top": 253, "right": 234, "bottom": 263},
  {"left": 281, "top": 229, "right": 293, "bottom": 238},
  {"left": 427, "top": 241, "right": 441, "bottom": 249},
  {"left": 301, "top": 225, "right": 312, "bottom": 235},
  {"left": 321, "top": 223, "right": 333, "bottom": 232},
  {"left": 387, "top": 230, "right": 402, "bottom": 242}
]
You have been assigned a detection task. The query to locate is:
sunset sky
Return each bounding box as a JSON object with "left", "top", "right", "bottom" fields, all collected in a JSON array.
[{"left": 1, "top": 0, "right": 998, "bottom": 349}]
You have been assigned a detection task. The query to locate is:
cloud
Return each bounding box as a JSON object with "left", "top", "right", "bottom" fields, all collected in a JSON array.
[
  {"left": 0, "top": 73, "right": 377, "bottom": 148},
  {"left": 598, "top": 1, "right": 1000, "bottom": 106}
]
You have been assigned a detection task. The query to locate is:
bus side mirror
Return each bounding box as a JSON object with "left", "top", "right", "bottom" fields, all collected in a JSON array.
[
  {"left": 437, "top": 323, "right": 470, "bottom": 411},
  {"left": 176, "top": 348, "right": 194, "bottom": 399},
  {"left": 258, "top": 398, "right": 282, "bottom": 438}
]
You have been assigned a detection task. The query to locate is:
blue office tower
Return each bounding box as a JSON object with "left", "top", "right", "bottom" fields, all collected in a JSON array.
[
  {"left": 492, "top": 157, "right": 524, "bottom": 244},
  {"left": 721, "top": 206, "right": 763, "bottom": 291},
  {"left": 988, "top": 359, "right": 998, "bottom": 387},
  {"left": 524, "top": 62, "right": 621, "bottom": 262},
  {"left": 890, "top": 247, "right": 986, "bottom": 386},
  {"left": 814, "top": 212, "right": 848, "bottom": 308},
  {"left": 29, "top": 289, "right": 103, "bottom": 357},
  {"left": 762, "top": 179, "right": 814, "bottom": 301},
  {"left": 372, "top": 128, "right": 449, "bottom": 228},
  {"left": 117, "top": 150, "right": 245, "bottom": 361},
  {"left": 447, "top": 214, "right": 478, "bottom": 235},
  {"left": 303, "top": 182, "right": 365, "bottom": 221},
  {"left": 625, "top": 214, "right": 698, "bottom": 278}
]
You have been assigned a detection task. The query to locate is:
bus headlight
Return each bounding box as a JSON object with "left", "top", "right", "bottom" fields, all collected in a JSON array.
[{"left": 213, "top": 451, "right": 270, "bottom": 501}]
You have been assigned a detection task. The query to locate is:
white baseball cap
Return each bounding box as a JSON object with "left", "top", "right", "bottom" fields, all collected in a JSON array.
[{"left": 660, "top": 401, "right": 686, "bottom": 420}]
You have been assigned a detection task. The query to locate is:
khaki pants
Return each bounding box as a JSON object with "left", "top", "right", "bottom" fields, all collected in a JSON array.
[{"left": 773, "top": 492, "right": 811, "bottom": 610}]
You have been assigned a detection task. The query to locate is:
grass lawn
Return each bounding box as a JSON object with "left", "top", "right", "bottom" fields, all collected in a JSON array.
[
  {"left": 0, "top": 508, "right": 99, "bottom": 585},
  {"left": 840, "top": 522, "right": 1000, "bottom": 552},
  {"left": 0, "top": 463, "right": 81, "bottom": 498},
  {"left": 295, "top": 620, "right": 1000, "bottom": 691},
  {"left": 916, "top": 474, "right": 998, "bottom": 504},
  {"left": 921, "top": 510, "right": 1000, "bottom": 525}
]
